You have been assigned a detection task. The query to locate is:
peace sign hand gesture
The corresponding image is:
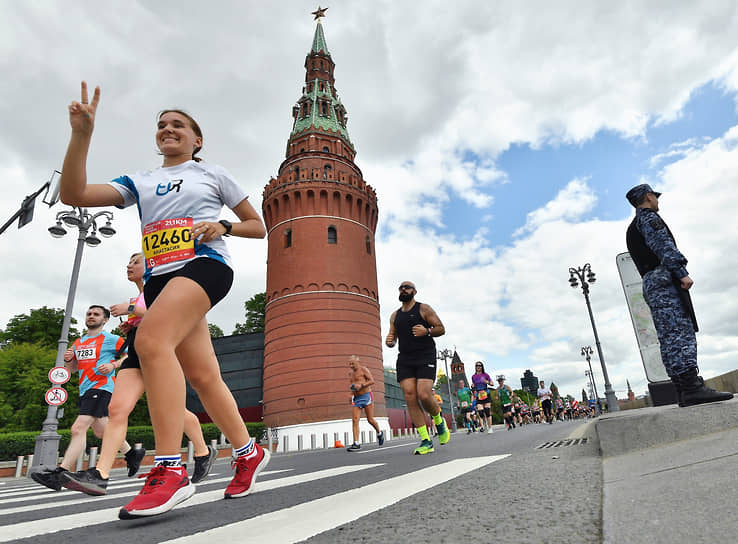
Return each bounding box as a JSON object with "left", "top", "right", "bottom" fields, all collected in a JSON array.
[{"left": 68, "top": 81, "right": 100, "bottom": 135}]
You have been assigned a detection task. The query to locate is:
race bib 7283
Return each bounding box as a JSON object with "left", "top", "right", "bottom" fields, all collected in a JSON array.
[{"left": 142, "top": 218, "right": 195, "bottom": 268}]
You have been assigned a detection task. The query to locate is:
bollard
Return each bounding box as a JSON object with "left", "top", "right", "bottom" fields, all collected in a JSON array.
[
  {"left": 187, "top": 441, "right": 194, "bottom": 466},
  {"left": 310, "top": 434, "right": 316, "bottom": 450},
  {"left": 360, "top": 431, "right": 366, "bottom": 444},
  {"left": 334, "top": 432, "right": 339, "bottom": 445},
  {"left": 343, "top": 432, "right": 350, "bottom": 448},
  {"left": 369, "top": 431, "right": 374, "bottom": 443},
  {"left": 220, "top": 433, "right": 226, "bottom": 446},
  {"left": 323, "top": 433, "right": 329, "bottom": 449},
  {"left": 283, "top": 436, "right": 289, "bottom": 453},
  {"left": 267, "top": 427, "right": 273, "bottom": 453},
  {"left": 88, "top": 447, "right": 98, "bottom": 469},
  {"left": 134, "top": 442, "right": 143, "bottom": 450},
  {"left": 15, "top": 456, "right": 24, "bottom": 478},
  {"left": 297, "top": 435, "right": 303, "bottom": 451},
  {"left": 25, "top": 455, "right": 34, "bottom": 476},
  {"left": 76, "top": 452, "right": 84, "bottom": 472}
]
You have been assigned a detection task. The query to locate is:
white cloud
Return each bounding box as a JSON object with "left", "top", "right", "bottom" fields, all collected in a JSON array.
[
  {"left": 513, "top": 178, "right": 597, "bottom": 236},
  {"left": 3, "top": 1, "right": 738, "bottom": 402}
]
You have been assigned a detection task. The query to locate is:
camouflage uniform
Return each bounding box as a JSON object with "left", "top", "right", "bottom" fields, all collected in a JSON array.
[
  {"left": 626, "top": 182, "right": 697, "bottom": 378},
  {"left": 633, "top": 207, "right": 696, "bottom": 377}
]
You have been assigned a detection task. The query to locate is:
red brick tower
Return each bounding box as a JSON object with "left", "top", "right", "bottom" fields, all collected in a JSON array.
[{"left": 261, "top": 16, "right": 385, "bottom": 432}]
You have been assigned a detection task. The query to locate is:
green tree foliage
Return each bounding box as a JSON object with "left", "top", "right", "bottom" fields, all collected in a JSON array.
[
  {"left": 110, "top": 325, "right": 126, "bottom": 338},
  {"left": 0, "top": 331, "right": 152, "bottom": 432},
  {"left": 233, "top": 292, "right": 266, "bottom": 334},
  {"left": 0, "top": 343, "right": 77, "bottom": 432},
  {"left": 0, "top": 306, "right": 79, "bottom": 349},
  {"left": 208, "top": 323, "right": 224, "bottom": 338},
  {"left": 515, "top": 388, "right": 536, "bottom": 407}
]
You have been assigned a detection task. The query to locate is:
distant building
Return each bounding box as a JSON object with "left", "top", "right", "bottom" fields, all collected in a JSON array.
[
  {"left": 450, "top": 351, "right": 468, "bottom": 390},
  {"left": 186, "top": 332, "right": 264, "bottom": 423},
  {"left": 521, "top": 369, "right": 538, "bottom": 395}
]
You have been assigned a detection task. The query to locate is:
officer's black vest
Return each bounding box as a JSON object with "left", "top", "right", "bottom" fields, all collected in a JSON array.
[{"left": 626, "top": 212, "right": 676, "bottom": 278}]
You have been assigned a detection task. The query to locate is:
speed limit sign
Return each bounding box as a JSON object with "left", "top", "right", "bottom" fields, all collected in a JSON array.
[{"left": 45, "top": 387, "right": 68, "bottom": 406}]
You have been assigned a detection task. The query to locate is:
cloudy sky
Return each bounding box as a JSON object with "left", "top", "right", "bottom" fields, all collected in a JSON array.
[{"left": 3, "top": 1, "right": 738, "bottom": 402}]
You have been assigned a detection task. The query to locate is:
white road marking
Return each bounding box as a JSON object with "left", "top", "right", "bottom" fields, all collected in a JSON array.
[
  {"left": 164, "top": 455, "right": 509, "bottom": 544},
  {"left": 0, "top": 464, "right": 382, "bottom": 542},
  {"left": 354, "top": 443, "right": 414, "bottom": 453},
  {"left": 0, "top": 469, "right": 292, "bottom": 509}
]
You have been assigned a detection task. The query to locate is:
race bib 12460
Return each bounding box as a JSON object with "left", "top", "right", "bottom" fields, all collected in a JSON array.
[{"left": 142, "top": 218, "right": 195, "bottom": 268}]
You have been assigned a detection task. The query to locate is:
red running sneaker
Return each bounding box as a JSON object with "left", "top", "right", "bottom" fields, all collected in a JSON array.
[
  {"left": 118, "top": 465, "right": 194, "bottom": 519},
  {"left": 224, "top": 444, "right": 271, "bottom": 499}
]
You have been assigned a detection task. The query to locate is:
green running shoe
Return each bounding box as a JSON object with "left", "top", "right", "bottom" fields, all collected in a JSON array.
[
  {"left": 413, "top": 439, "right": 434, "bottom": 455},
  {"left": 437, "top": 420, "right": 450, "bottom": 445}
]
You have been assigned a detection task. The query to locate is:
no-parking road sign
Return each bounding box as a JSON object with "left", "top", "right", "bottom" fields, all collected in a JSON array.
[{"left": 45, "top": 387, "right": 68, "bottom": 406}]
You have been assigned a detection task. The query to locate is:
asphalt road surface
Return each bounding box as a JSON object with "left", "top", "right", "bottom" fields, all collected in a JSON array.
[{"left": 0, "top": 419, "right": 600, "bottom": 543}]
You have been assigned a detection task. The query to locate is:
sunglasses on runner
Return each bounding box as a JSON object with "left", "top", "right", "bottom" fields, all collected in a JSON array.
[{"left": 398, "top": 285, "right": 415, "bottom": 291}]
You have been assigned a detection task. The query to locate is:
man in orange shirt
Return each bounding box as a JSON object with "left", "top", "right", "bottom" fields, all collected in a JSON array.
[{"left": 31, "top": 306, "right": 131, "bottom": 490}]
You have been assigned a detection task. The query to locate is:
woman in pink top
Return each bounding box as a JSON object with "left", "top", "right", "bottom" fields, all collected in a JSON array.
[{"left": 60, "top": 253, "right": 216, "bottom": 496}]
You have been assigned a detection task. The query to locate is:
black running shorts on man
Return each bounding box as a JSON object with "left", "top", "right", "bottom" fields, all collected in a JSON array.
[{"left": 78, "top": 389, "right": 113, "bottom": 418}]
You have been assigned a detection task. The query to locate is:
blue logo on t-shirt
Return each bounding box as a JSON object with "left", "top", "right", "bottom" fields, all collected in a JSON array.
[{"left": 156, "top": 179, "right": 183, "bottom": 196}]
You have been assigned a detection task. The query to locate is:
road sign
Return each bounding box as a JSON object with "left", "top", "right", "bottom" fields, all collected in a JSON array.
[
  {"left": 45, "top": 387, "right": 68, "bottom": 406},
  {"left": 616, "top": 252, "right": 669, "bottom": 383},
  {"left": 48, "top": 366, "right": 71, "bottom": 385}
]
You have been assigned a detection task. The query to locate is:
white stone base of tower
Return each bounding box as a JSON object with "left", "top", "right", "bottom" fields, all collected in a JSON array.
[{"left": 266, "top": 417, "right": 390, "bottom": 453}]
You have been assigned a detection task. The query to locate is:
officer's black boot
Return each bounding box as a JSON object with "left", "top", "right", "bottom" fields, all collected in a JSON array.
[
  {"left": 669, "top": 374, "right": 685, "bottom": 407},
  {"left": 678, "top": 367, "right": 733, "bottom": 407}
]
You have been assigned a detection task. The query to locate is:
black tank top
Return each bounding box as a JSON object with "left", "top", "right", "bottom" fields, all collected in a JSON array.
[{"left": 394, "top": 301, "right": 436, "bottom": 363}]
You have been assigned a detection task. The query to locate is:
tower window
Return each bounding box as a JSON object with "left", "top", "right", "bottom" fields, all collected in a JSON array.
[
  {"left": 328, "top": 225, "right": 337, "bottom": 244},
  {"left": 365, "top": 236, "right": 371, "bottom": 255},
  {"left": 323, "top": 164, "right": 332, "bottom": 179},
  {"left": 323, "top": 146, "right": 329, "bottom": 152},
  {"left": 285, "top": 228, "right": 292, "bottom": 248}
]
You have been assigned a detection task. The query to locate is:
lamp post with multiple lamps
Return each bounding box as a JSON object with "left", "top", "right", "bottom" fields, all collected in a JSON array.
[
  {"left": 568, "top": 263, "right": 619, "bottom": 412},
  {"left": 30, "top": 208, "right": 116, "bottom": 473},
  {"left": 581, "top": 346, "right": 601, "bottom": 414},
  {"left": 436, "top": 348, "right": 457, "bottom": 432}
]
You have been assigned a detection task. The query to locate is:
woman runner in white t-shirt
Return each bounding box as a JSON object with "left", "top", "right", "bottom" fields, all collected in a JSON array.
[{"left": 59, "top": 82, "right": 269, "bottom": 519}]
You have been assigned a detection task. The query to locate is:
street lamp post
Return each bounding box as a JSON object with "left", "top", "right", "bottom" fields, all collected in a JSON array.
[
  {"left": 569, "top": 264, "right": 619, "bottom": 412},
  {"left": 581, "top": 346, "right": 601, "bottom": 414},
  {"left": 30, "top": 208, "right": 116, "bottom": 474},
  {"left": 436, "top": 349, "right": 457, "bottom": 432}
]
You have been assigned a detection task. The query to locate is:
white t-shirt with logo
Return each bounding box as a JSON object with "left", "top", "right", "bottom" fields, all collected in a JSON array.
[
  {"left": 109, "top": 160, "right": 248, "bottom": 279},
  {"left": 537, "top": 386, "right": 552, "bottom": 401}
]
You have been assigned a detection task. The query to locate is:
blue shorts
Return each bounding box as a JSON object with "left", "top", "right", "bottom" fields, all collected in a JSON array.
[{"left": 352, "top": 392, "right": 373, "bottom": 409}]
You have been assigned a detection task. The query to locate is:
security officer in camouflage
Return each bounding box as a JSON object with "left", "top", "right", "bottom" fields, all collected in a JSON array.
[{"left": 626, "top": 184, "right": 732, "bottom": 406}]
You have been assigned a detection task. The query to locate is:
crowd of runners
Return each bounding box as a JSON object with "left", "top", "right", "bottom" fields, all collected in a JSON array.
[
  {"left": 454, "top": 374, "right": 596, "bottom": 433},
  {"left": 29, "top": 80, "right": 596, "bottom": 524}
]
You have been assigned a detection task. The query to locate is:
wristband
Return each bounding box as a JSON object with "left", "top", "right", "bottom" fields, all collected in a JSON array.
[
  {"left": 127, "top": 304, "right": 135, "bottom": 313},
  {"left": 426, "top": 328, "right": 431, "bottom": 336},
  {"left": 218, "top": 219, "right": 233, "bottom": 236}
]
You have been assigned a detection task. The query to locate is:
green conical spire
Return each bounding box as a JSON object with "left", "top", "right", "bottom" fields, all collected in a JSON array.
[{"left": 311, "top": 20, "right": 330, "bottom": 56}]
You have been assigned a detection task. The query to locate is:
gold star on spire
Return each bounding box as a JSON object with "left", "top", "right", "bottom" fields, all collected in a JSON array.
[{"left": 312, "top": 6, "right": 328, "bottom": 21}]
